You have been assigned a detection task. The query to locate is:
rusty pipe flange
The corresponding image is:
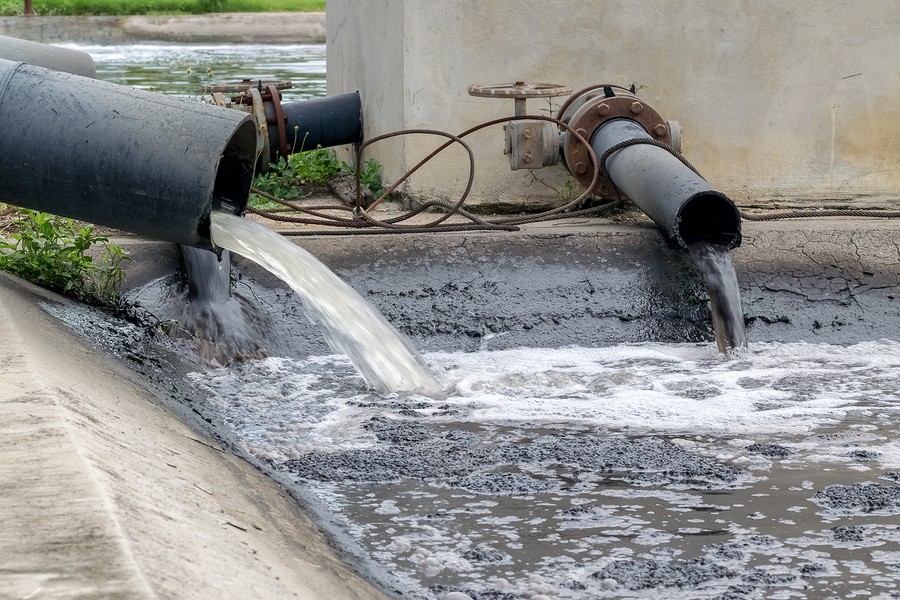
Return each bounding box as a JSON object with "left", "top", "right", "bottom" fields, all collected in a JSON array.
[
  {"left": 561, "top": 89, "right": 672, "bottom": 191},
  {"left": 556, "top": 83, "right": 633, "bottom": 125},
  {"left": 265, "top": 83, "right": 290, "bottom": 159}
]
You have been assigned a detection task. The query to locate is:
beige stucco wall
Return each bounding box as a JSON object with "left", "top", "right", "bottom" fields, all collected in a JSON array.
[{"left": 327, "top": 0, "right": 900, "bottom": 209}]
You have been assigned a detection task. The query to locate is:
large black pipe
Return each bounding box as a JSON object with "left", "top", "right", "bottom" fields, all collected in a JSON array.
[
  {"left": 592, "top": 118, "right": 742, "bottom": 249},
  {"left": 0, "top": 58, "right": 257, "bottom": 249},
  {"left": 265, "top": 91, "right": 362, "bottom": 160},
  {"left": 0, "top": 34, "right": 96, "bottom": 78}
]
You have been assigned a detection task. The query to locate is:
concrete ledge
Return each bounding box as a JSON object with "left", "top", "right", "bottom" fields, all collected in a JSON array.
[
  {"left": 0, "top": 12, "right": 325, "bottom": 44},
  {"left": 0, "top": 271, "right": 385, "bottom": 599}
]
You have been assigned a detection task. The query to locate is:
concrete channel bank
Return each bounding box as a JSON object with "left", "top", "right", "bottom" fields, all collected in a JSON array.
[
  {"left": 0, "top": 267, "right": 386, "bottom": 598},
  {"left": 0, "top": 12, "right": 325, "bottom": 44}
]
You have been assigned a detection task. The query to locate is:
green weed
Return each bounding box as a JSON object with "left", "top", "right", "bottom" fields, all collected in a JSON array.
[
  {"left": 0, "top": 208, "right": 130, "bottom": 305},
  {"left": 249, "top": 147, "right": 389, "bottom": 209}
]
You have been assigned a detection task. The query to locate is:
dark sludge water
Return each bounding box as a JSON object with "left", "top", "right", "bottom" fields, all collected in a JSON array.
[
  {"left": 38, "top": 237, "right": 900, "bottom": 600},
  {"left": 688, "top": 242, "right": 747, "bottom": 354},
  {"left": 186, "top": 342, "right": 900, "bottom": 600}
]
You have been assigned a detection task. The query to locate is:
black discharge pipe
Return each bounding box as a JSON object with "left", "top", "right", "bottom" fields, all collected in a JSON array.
[
  {"left": 592, "top": 119, "right": 742, "bottom": 248},
  {"left": 265, "top": 91, "right": 362, "bottom": 162},
  {"left": 0, "top": 58, "right": 258, "bottom": 249},
  {"left": 0, "top": 34, "right": 96, "bottom": 78}
]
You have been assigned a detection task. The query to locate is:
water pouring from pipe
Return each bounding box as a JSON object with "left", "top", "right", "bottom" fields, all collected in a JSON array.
[
  {"left": 687, "top": 242, "right": 747, "bottom": 353},
  {"left": 555, "top": 85, "right": 745, "bottom": 352},
  {"left": 210, "top": 212, "right": 440, "bottom": 393}
]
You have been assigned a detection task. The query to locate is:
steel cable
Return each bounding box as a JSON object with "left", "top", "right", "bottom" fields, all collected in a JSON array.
[{"left": 249, "top": 117, "right": 900, "bottom": 233}]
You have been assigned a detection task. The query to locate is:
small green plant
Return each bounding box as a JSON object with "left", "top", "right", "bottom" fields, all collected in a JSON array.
[
  {"left": 356, "top": 157, "right": 386, "bottom": 198},
  {"left": 249, "top": 145, "right": 390, "bottom": 209},
  {"left": 250, "top": 156, "right": 304, "bottom": 206},
  {"left": 292, "top": 146, "right": 343, "bottom": 184},
  {"left": 0, "top": 209, "right": 130, "bottom": 305}
]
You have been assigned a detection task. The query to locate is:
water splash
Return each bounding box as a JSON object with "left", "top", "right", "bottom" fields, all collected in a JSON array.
[
  {"left": 688, "top": 242, "right": 747, "bottom": 353},
  {"left": 210, "top": 212, "right": 440, "bottom": 393},
  {"left": 148, "top": 246, "right": 268, "bottom": 364}
]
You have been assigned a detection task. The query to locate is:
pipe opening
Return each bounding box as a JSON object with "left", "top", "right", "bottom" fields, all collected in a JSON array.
[
  {"left": 677, "top": 191, "right": 742, "bottom": 248},
  {"left": 212, "top": 118, "right": 258, "bottom": 216}
]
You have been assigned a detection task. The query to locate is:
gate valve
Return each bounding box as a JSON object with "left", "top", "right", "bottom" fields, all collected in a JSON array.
[{"left": 468, "top": 81, "right": 571, "bottom": 170}]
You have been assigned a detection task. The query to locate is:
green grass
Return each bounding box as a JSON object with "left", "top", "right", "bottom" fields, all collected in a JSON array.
[
  {"left": 0, "top": 0, "right": 324, "bottom": 16},
  {"left": 0, "top": 206, "right": 130, "bottom": 305}
]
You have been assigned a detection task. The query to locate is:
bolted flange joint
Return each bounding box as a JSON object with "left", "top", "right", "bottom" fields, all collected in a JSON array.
[{"left": 557, "top": 85, "right": 673, "bottom": 192}]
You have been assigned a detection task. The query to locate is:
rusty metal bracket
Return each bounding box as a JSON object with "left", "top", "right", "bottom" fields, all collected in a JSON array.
[
  {"left": 247, "top": 87, "right": 270, "bottom": 173},
  {"left": 208, "top": 78, "right": 292, "bottom": 104}
]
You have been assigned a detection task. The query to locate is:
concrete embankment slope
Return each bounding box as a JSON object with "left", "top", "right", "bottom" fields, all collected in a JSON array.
[
  {"left": 0, "top": 271, "right": 386, "bottom": 599},
  {"left": 0, "top": 12, "right": 325, "bottom": 44}
]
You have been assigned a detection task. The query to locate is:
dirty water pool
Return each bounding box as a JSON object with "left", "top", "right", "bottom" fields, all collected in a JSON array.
[
  {"left": 187, "top": 342, "right": 900, "bottom": 600},
  {"left": 44, "top": 298, "right": 900, "bottom": 599}
]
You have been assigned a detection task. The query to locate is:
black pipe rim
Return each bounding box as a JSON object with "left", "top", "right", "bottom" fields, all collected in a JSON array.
[{"left": 677, "top": 190, "right": 742, "bottom": 248}]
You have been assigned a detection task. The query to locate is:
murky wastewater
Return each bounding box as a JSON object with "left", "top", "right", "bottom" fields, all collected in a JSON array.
[
  {"left": 688, "top": 242, "right": 747, "bottom": 354},
  {"left": 184, "top": 341, "right": 900, "bottom": 599},
  {"left": 60, "top": 42, "right": 326, "bottom": 100}
]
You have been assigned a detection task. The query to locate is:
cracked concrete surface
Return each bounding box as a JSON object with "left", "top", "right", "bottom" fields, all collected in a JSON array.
[
  {"left": 735, "top": 218, "right": 900, "bottom": 343},
  {"left": 226, "top": 216, "right": 900, "bottom": 353}
]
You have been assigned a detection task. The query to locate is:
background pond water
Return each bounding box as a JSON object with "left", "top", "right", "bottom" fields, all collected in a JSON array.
[{"left": 60, "top": 42, "right": 326, "bottom": 100}]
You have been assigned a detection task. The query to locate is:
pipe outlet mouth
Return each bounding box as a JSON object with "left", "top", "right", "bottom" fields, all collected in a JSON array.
[
  {"left": 677, "top": 191, "right": 742, "bottom": 248},
  {"left": 211, "top": 117, "right": 258, "bottom": 217}
]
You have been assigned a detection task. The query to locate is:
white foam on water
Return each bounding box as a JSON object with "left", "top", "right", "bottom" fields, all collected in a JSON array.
[
  {"left": 186, "top": 340, "right": 900, "bottom": 462},
  {"left": 435, "top": 340, "right": 900, "bottom": 437}
]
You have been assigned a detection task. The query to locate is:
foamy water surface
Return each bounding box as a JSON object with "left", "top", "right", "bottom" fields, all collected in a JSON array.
[{"left": 187, "top": 340, "right": 900, "bottom": 599}]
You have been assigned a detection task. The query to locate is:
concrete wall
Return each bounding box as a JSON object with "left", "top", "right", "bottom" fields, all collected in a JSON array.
[{"left": 327, "top": 0, "right": 900, "bottom": 209}]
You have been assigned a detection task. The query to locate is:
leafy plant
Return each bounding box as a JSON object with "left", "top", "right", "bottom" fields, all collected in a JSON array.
[
  {"left": 293, "top": 146, "right": 343, "bottom": 184},
  {"left": 249, "top": 145, "right": 390, "bottom": 209},
  {"left": 0, "top": 209, "right": 130, "bottom": 305},
  {"left": 250, "top": 156, "right": 304, "bottom": 206},
  {"left": 357, "top": 157, "right": 386, "bottom": 198}
]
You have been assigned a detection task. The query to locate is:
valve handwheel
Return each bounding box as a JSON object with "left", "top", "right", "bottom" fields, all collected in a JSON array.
[
  {"left": 467, "top": 81, "right": 572, "bottom": 99},
  {"left": 468, "top": 81, "right": 572, "bottom": 116}
]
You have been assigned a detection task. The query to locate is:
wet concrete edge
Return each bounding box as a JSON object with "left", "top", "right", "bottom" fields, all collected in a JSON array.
[{"left": 0, "top": 268, "right": 389, "bottom": 599}]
